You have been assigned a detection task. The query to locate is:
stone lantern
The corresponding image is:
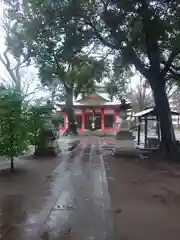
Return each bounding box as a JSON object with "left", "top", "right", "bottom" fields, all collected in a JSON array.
[
  {"left": 115, "top": 99, "right": 135, "bottom": 154},
  {"left": 34, "top": 100, "right": 61, "bottom": 157}
]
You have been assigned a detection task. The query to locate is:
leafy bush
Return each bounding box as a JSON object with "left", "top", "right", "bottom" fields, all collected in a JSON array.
[
  {"left": 0, "top": 88, "right": 29, "bottom": 171},
  {"left": 27, "top": 105, "right": 45, "bottom": 151}
]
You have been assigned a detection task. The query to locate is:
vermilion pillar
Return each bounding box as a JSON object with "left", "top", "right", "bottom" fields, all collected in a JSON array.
[
  {"left": 82, "top": 111, "right": 85, "bottom": 132},
  {"left": 101, "top": 108, "right": 104, "bottom": 131}
]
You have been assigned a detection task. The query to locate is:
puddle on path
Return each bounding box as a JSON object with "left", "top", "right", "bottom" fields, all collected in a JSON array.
[{"left": 0, "top": 194, "right": 26, "bottom": 239}]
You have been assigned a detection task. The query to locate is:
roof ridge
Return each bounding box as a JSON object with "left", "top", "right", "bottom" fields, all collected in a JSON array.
[{"left": 75, "top": 92, "right": 109, "bottom": 102}]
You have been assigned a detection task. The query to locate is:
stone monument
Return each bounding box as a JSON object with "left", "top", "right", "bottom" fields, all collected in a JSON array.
[
  {"left": 114, "top": 99, "right": 135, "bottom": 155},
  {"left": 34, "top": 100, "right": 61, "bottom": 157}
]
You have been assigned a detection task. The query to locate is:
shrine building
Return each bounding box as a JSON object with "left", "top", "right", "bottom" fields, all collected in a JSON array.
[{"left": 56, "top": 84, "right": 127, "bottom": 135}]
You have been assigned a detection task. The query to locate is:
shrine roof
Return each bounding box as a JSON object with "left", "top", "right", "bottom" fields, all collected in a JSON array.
[
  {"left": 133, "top": 106, "right": 179, "bottom": 117},
  {"left": 56, "top": 92, "right": 122, "bottom": 107},
  {"left": 56, "top": 100, "right": 120, "bottom": 106}
]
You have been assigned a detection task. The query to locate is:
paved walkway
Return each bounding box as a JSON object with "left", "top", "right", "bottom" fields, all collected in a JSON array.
[{"left": 0, "top": 137, "right": 114, "bottom": 240}]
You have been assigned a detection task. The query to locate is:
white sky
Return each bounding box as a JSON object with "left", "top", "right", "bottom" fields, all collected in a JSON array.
[{"left": 0, "top": 18, "right": 50, "bottom": 101}]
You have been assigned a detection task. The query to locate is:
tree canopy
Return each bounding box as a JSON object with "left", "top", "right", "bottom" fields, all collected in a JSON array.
[
  {"left": 5, "top": 0, "right": 180, "bottom": 158},
  {"left": 5, "top": 0, "right": 180, "bottom": 88},
  {"left": 0, "top": 87, "right": 29, "bottom": 171},
  {"left": 4, "top": 0, "right": 108, "bottom": 134}
]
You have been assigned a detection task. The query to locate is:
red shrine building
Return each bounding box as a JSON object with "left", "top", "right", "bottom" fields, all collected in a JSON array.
[{"left": 56, "top": 85, "right": 123, "bottom": 135}]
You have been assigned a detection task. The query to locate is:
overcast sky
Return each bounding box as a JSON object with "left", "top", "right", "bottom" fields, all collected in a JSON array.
[{"left": 0, "top": 15, "right": 50, "bottom": 102}]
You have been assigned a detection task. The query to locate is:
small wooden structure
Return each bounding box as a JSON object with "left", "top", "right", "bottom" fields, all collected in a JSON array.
[{"left": 134, "top": 107, "right": 179, "bottom": 148}]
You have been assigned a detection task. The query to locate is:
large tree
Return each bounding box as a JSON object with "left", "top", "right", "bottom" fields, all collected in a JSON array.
[
  {"left": 5, "top": 0, "right": 180, "bottom": 158},
  {"left": 56, "top": 0, "right": 180, "bottom": 159},
  {"left": 4, "top": 0, "right": 105, "bottom": 134},
  {"left": 40, "top": 56, "right": 104, "bottom": 134}
]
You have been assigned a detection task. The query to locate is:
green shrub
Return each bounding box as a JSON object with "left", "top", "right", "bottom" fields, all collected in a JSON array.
[{"left": 0, "top": 88, "right": 29, "bottom": 171}]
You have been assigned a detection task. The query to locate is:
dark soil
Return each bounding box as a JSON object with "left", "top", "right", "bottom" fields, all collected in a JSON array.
[{"left": 104, "top": 154, "right": 180, "bottom": 240}]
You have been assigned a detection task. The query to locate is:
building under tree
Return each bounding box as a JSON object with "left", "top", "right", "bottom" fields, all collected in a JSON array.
[{"left": 56, "top": 84, "right": 131, "bottom": 135}]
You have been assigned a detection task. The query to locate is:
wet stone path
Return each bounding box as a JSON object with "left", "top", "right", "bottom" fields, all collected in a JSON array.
[{"left": 0, "top": 137, "right": 114, "bottom": 240}]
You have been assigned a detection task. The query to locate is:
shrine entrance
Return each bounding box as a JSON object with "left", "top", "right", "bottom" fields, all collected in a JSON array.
[
  {"left": 85, "top": 114, "right": 93, "bottom": 130},
  {"left": 84, "top": 113, "right": 102, "bottom": 130},
  {"left": 94, "top": 114, "right": 101, "bottom": 130},
  {"left": 57, "top": 91, "right": 122, "bottom": 134}
]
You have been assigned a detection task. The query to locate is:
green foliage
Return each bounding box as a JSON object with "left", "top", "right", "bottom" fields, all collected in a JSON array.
[
  {"left": 18, "top": 0, "right": 179, "bottom": 88},
  {"left": 0, "top": 86, "right": 51, "bottom": 169},
  {"left": 52, "top": 114, "right": 64, "bottom": 124},
  {"left": 5, "top": 0, "right": 180, "bottom": 87},
  {"left": 105, "top": 78, "right": 129, "bottom": 101},
  {"left": 39, "top": 55, "right": 105, "bottom": 98},
  {"left": 6, "top": 0, "right": 180, "bottom": 150},
  {"left": 0, "top": 87, "right": 29, "bottom": 169},
  {"left": 4, "top": 0, "right": 106, "bottom": 135},
  {"left": 52, "top": 113, "right": 63, "bottom": 132},
  {"left": 105, "top": 82, "right": 118, "bottom": 101},
  {"left": 27, "top": 104, "right": 46, "bottom": 148},
  {"left": 105, "top": 54, "right": 131, "bottom": 101},
  {"left": 5, "top": 0, "right": 105, "bottom": 96}
]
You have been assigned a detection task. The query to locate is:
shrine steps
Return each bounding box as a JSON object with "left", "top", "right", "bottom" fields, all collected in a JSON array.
[{"left": 78, "top": 130, "right": 115, "bottom": 137}]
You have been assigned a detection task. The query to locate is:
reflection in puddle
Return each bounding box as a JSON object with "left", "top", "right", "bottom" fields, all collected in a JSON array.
[
  {"left": 41, "top": 230, "right": 52, "bottom": 240},
  {"left": 0, "top": 194, "right": 26, "bottom": 239}
]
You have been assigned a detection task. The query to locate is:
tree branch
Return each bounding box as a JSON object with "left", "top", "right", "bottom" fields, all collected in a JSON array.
[
  {"left": 25, "top": 88, "right": 42, "bottom": 97},
  {"left": 3, "top": 49, "right": 11, "bottom": 67},
  {"left": 169, "top": 68, "right": 180, "bottom": 79},
  {"left": 87, "top": 20, "right": 118, "bottom": 50},
  {"left": 125, "top": 47, "right": 150, "bottom": 79},
  {"left": 170, "top": 63, "right": 180, "bottom": 72},
  {"left": 15, "top": 60, "right": 21, "bottom": 89},
  {"left": 88, "top": 18, "right": 149, "bottom": 79},
  {"left": 140, "top": 0, "right": 160, "bottom": 72},
  {"left": 0, "top": 53, "right": 7, "bottom": 67},
  {"left": 54, "top": 55, "right": 68, "bottom": 89},
  {"left": 161, "top": 50, "right": 180, "bottom": 77},
  {"left": 100, "top": 0, "right": 110, "bottom": 8},
  {"left": 0, "top": 48, "right": 18, "bottom": 84}
]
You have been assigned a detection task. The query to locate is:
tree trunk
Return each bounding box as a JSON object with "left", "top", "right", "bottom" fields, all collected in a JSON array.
[
  {"left": 151, "top": 79, "right": 179, "bottom": 160},
  {"left": 65, "top": 92, "right": 77, "bottom": 135},
  {"left": 34, "top": 119, "right": 37, "bottom": 151},
  {"left": 10, "top": 156, "right": 15, "bottom": 172}
]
